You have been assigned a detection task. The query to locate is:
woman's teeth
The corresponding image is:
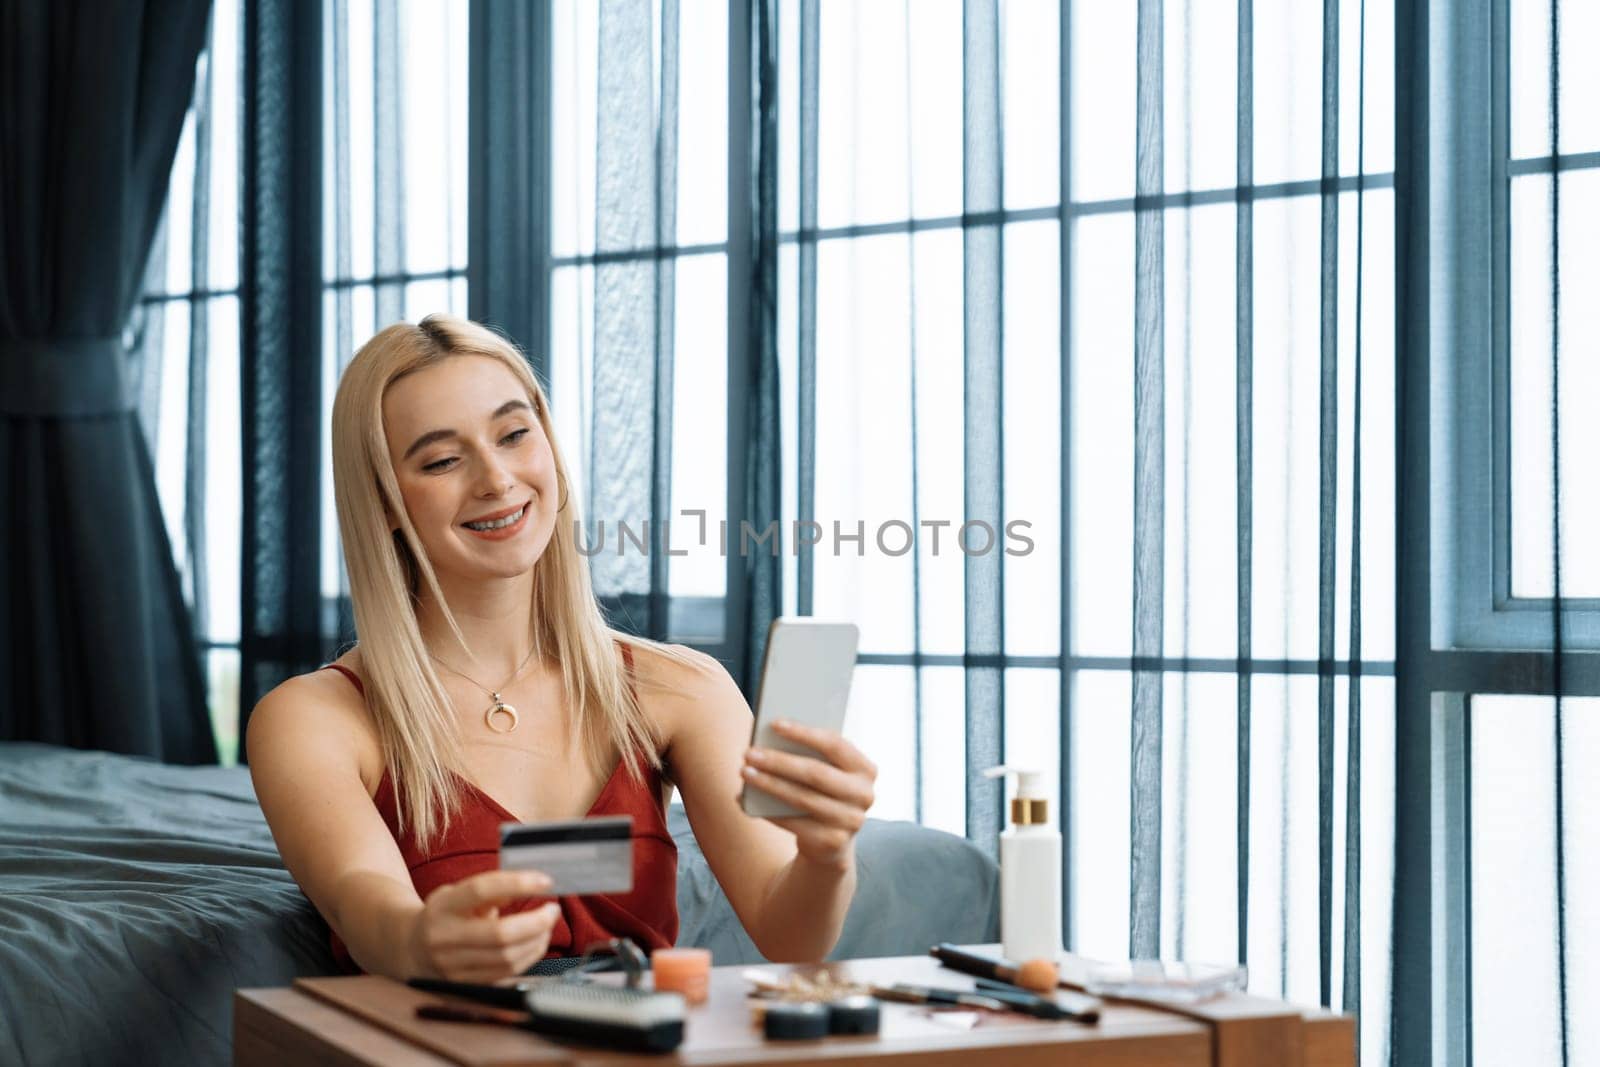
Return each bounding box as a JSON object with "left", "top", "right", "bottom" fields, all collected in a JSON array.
[{"left": 464, "top": 505, "right": 525, "bottom": 531}]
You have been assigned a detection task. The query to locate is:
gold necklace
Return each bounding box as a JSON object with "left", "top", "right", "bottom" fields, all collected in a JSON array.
[{"left": 432, "top": 644, "right": 537, "bottom": 733}]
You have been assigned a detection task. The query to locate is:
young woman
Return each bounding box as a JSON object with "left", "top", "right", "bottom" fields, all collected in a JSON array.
[{"left": 247, "top": 314, "right": 876, "bottom": 982}]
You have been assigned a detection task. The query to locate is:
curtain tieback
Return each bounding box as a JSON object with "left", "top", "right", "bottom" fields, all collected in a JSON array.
[{"left": 0, "top": 337, "right": 132, "bottom": 417}]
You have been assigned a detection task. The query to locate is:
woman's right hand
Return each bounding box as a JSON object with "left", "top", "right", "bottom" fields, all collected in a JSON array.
[{"left": 407, "top": 870, "right": 562, "bottom": 981}]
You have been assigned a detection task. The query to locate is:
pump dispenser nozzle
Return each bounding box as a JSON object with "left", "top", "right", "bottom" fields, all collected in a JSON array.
[{"left": 984, "top": 765, "right": 1049, "bottom": 825}]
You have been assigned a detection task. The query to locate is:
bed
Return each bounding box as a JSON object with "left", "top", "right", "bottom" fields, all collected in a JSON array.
[{"left": 0, "top": 742, "right": 998, "bottom": 1066}]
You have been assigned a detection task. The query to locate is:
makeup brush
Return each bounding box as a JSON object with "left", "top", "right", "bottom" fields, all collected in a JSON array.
[
  {"left": 931, "top": 944, "right": 1102, "bottom": 1022},
  {"left": 931, "top": 944, "right": 1057, "bottom": 991}
]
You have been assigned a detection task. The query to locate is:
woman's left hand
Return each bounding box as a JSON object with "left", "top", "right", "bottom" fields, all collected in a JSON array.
[{"left": 742, "top": 719, "right": 877, "bottom": 871}]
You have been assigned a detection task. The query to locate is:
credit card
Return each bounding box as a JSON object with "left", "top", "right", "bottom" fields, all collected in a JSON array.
[{"left": 498, "top": 814, "right": 634, "bottom": 895}]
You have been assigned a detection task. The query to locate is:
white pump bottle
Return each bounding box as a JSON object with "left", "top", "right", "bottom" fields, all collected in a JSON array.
[{"left": 984, "top": 765, "right": 1063, "bottom": 963}]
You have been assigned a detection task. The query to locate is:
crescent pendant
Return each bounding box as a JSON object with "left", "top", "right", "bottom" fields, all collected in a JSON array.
[{"left": 484, "top": 697, "right": 520, "bottom": 734}]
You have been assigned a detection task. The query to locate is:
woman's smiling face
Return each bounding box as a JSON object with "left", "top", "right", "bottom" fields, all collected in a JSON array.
[{"left": 382, "top": 354, "right": 560, "bottom": 583}]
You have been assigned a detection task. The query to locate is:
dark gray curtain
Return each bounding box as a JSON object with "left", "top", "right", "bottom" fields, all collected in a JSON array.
[
  {"left": 0, "top": 0, "right": 215, "bottom": 762},
  {"left": 741, "top": 0, "right": 783, "bottom": 688},
  {"left": 1391, "top": 2, "right": 1428, "bottom": 1065},
  {"left": 1544, "top": 4, "right": 1570, "bottom": 1062},
  {"left": 239, "top": 0, "right": 328, "bottom": 723}
]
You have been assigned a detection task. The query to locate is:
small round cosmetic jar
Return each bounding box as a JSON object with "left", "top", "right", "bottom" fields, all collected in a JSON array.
[
  {"left": 825, "top": 995, "right": 881, "bottom": 1035},
  {"left": 650, "top": 947, "right": 712, "bottom": 1004},
  {"left": 763, "top": 1001, "right": 830, "bottom": 1040}
]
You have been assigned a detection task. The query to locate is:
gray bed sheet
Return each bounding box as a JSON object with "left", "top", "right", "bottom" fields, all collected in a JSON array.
[{"left": 0, "top": 742, "right": 997, "bottom": 1066}]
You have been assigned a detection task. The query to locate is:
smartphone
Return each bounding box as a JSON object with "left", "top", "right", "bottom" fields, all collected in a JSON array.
[{"left": 739, "top": 617, "right": 860, "bottom": 819}]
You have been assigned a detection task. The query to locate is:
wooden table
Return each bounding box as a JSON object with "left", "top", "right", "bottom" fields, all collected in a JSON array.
[{"left": 236, "top": 954, "right": 1354, "bottom": 1067}]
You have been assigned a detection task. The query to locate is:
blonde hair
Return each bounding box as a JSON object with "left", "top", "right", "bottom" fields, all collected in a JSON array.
[{"left": 332, "top": 313, "right": 697, "bottom": 850}]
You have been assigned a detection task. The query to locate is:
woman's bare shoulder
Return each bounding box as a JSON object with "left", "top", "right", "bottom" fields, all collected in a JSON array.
[
  {"left": 246, "top": 651, "right": 385, "bottom": 797},
  {"left": 620, "top": 639, "right": 745, "bottom": 733},
  {"left": 622, "top": 640, "right": 729, "bottom": 695}
]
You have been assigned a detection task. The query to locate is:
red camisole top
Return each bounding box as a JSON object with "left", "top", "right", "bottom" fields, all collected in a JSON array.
[{"left": 320, "top": 647, "right": 678, "bottom": 972}]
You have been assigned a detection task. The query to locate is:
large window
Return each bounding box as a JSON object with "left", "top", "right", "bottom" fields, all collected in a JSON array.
[
  {"left": 548, "top": 5, "right": 1395, "bottom": 1053},
  {"left": 1504, "top": 0, "right": 1600, "bottom": 606},
  {"left": 1427, "top": 2, "right": 1600, "bottom": 1062},
  {"left": 546, "top": 1, "right": 732, "bottom": 647},
  {"left": 135, "top": 0, "right": 470, "bottom": 762},
  {"left": 1465, "top": 693, "right": 1598, "bottom": 1064},
  {"left": 1443, "top": 0, "right": 1600, "bottom": 649},
  {"left": 319, "top": 0, "right": 470, "bottom": 619},
  {"left": 131, "top": 0, "right": 244, "bottom": 762}
]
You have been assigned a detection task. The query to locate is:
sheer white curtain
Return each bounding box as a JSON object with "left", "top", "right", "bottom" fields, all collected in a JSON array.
[
  {"left": 771, "top": 2, "right": 1394, "bottom": 1062},
  {"left": 546, "top": 2, "right": 1396, "bottom": 1062}
]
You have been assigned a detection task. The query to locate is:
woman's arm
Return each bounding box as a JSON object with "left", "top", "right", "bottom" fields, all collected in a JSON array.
[
  {"left": 649, "top": 649, "right": 876, "bottom": 962},
  {"left": 248, "top": 673, "right": 561, "bottom": 980},
  {"left": 247, "top": 674, "right": 433, "bottom": 977}
]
